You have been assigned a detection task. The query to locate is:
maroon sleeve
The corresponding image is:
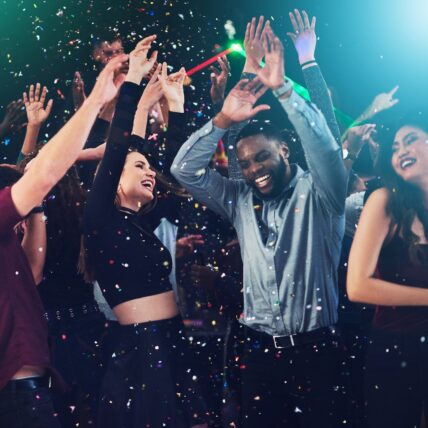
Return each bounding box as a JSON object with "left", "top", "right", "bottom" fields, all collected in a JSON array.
[{"left": 0, "top": 187, "right": 22, "bottom": 236}]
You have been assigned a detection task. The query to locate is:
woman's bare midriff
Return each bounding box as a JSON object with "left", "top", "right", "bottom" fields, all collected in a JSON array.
[{"left": 113, "top": 290, "right": 180, "bottom": 325}]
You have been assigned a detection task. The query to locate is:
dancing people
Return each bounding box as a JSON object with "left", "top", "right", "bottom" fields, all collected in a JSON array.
[
  {"left": 172, "top": 20, "right": 348, "bottom": 428},
  {"left": 347, "top": 111, "right": 428, "bottom": 428},
  {"left": 83, "top": 36, "right": 207, "bottom": 428}
]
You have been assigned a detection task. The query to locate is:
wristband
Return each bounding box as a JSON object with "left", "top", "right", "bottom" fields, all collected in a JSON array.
[
  {"left": 272, "top": 79, "right": 293, "bottom": 98},
  {"left": 301, "top": 60, "right": 317, "bottom": 68}
]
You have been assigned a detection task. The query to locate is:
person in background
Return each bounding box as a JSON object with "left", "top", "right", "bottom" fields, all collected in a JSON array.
[
  {"left": 347, "top": 111, "right": 428, "bottom": 428},
  {"left": 0, "top": 53, "right": 128, "bottom": 428}
]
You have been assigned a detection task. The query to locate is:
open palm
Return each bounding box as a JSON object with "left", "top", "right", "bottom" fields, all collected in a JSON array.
[
  {"left": 23, "top": 83, "right": 53, "bottom": 126},
  {"left": 221, "top": 79, "right": 269, "bottom": 122}
]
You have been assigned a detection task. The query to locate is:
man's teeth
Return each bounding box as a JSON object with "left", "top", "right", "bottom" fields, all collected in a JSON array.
[
  {"left": 400, "top": 158, "right": 416, "bottom": 169},
  {"left": 255, "top": 174, "right": 271, "bottom": 186}
]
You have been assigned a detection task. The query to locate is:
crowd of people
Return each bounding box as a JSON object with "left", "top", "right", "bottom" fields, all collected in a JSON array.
[{"left": 0, "top": 8, "right": 427, "bottom": 428}]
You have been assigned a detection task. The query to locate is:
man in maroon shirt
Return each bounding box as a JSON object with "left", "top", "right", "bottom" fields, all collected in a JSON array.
[{"left": 0, "top": 53, "right": 128, "bottom": 427}]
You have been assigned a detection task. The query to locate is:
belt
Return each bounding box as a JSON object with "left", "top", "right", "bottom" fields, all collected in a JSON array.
[
  {"left": 43, "top": 301, "right": 100, "bottom": 322},
  {"left": 1, "top": 376, "right": 51, "bottom": 393},
  {"left": 245, "top": 325, "right": 339, "bottom": 350}
]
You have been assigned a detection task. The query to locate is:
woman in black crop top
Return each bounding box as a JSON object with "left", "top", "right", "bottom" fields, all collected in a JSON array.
[
  {"left": 83, "top": 36, "right": 207, "bottom": 428},
  {"left": 347, "top": 111, "right": 428, "bottom": 428}
]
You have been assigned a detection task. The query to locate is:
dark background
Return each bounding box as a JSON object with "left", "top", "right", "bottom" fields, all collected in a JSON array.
[{"left": 1, "top": 0, "right": 428, "bottom": 161}]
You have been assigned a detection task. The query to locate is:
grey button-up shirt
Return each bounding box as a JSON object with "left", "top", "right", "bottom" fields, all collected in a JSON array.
[{"left": 171, "top": 90, "right": 347, "bottom": 336}]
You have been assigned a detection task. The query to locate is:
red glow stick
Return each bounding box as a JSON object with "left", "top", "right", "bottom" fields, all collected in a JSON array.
[{"left": 186, "top": 47, "right": 233, "bottom": 76}]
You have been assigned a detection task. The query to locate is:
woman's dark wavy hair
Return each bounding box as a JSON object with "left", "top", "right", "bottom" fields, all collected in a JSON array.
[
  {"left": 375, "top": 109, "right": 428, "bottom": 265},
  {"left": 18, "top": 153, "right": 87, "bottom": 274},
  {"left": 82, "top": 142, "right": 189, "bottom": 282}
]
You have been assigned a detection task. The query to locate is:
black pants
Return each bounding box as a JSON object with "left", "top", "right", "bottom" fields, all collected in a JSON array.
[
  {"left": 0, "top": 382, "right": 61, "bottom": 428},
  {"left": 365, "top": 328, "right": 428, "bottom": 428},
  {"left": 98, "top": 316, "right": 207, "bottom": 428},
  {"left": 239, "top": 329, "right": 347, "bottom": 428},
  {"left": 47, "top": 309, "right": 107, "bottom": 428}
]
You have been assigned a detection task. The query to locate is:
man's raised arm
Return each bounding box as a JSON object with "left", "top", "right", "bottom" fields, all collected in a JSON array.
[{"left": 171, "top": 78, "right": 270, "bottom": 221}]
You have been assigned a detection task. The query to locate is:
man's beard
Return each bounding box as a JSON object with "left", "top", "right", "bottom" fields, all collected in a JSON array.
[{"left": 248, "top": 158, "right": 288, "bottom": 201}]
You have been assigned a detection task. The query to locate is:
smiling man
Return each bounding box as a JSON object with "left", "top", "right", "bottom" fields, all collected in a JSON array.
[{"left": 171, "top": 22, "right": 348, "bottom": 428}]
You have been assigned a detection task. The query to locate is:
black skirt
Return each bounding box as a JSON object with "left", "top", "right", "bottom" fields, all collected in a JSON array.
[{"left": 97, "top": 315, "right": 207, "bottom": 427}]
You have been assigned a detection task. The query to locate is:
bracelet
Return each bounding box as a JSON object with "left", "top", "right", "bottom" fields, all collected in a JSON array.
[{"left": 301, "top": 60, "right": 317, "bottom": 69}]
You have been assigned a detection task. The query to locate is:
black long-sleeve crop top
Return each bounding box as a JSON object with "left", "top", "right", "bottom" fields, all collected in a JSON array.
[{"left": 83, "top": 82, "right": 182, "bottom": 308}]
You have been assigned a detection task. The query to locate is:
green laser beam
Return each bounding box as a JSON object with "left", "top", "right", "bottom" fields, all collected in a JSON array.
[{"left": 229, "top": 42, "right": 354, "bottom": 128}]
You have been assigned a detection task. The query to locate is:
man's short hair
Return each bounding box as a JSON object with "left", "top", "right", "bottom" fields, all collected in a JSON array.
[{"left": 235, "top": 122, "right": 284, "bottom": 147}]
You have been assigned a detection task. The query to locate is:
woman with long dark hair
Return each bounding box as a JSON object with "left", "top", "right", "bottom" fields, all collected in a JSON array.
[
  {"left": 347, "top": 110, "right": 428, "bottom": 428},
  {"left": 83, "top": 36, "right": 207, "bottom": 428}
]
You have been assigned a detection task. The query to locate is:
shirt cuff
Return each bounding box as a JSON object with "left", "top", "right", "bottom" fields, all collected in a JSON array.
[
  {"left": 199, "top": 119, "right": 228, "bottom": 141},
  {"left": 276, "top": 89, "right": 306, "bottom": 114}
]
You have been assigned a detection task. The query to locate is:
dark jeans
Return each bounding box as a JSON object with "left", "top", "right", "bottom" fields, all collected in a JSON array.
[
  {"left": 239, "top": 330, "right": 347, "bottom": 428},
  {"left": 365, "top": 328, "right": 428, "bottom": 428},
  {"left": 0, "top": 385, "right": 61, "bottom": 428},
  {"left": 47, "top": 310, "right": 107, "bottom": 428}
]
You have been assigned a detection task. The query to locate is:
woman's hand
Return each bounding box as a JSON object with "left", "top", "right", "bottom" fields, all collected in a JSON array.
[
  {"left": 287, "top": 9, "right": 317, "bottom": 65},
  {"left": 23, "top": 83, "right": 53, "bottom": 127},
  {"left": 157, "top": 62, "right": 186, "bottom": 113},
  {"left": 125, "top": 35, "right": 158, "bottom": 85}
]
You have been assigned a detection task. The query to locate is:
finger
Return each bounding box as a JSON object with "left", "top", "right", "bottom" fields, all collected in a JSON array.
[
  {"left": 246, "top": 77, "right": 262, "bottom": 92},
  {"left": 161, "top": 62, "right": 168, "bottom": 80},
  {"left": 294, "top": 9, "right": 305, "bottom": 32},
  {"left": 286, "top": 32, "right": 297, "bottom": 42},
  {"left": 137, "top": 34, "right": 157, "bottom": 48},
  {"left": 39, "top": 86, "right": 47, "bottom": 105},
  {"left": 148, "top": 63, "right": 162, "bottom": 84},
  {"left": 390, "top": 98, "right": 399, "bottom": 107},
  {"left": 104, "top": 53, "right": 129, "bottom": 73},
  {"left": 302, "top": 10, "right": 311, "bottom": 29},
  {"left": 177, "top": 67, "right": 186, "bottom": 84},
  {"left": 249, "top": 17, "right": 256, "bottom": 41},
  {"left": 45, "top": 99, "right": 53, "bottom": 116},
  {"left": 289, "top": 11, "right": 299, "bottom": 34},
  {"left": 209, "top": 65, "right": 221, "bottom": 76},
  {"left": 311, "top": 16, "right": 317, "bottom": 30},
  {"left": 147, "top": 50, "right": 158, "bottom": 67},
  {"left": 262, "top": 32, "right": 270, "bottom": 54},
  {"left": 29, "top": 84, "right": 35, "bottom": 103},
  {"left": 254, "top": 84, "right": 269, "bottom": 99},
  {"left": 251, "top": 104, "right": 271, "bottom": 115},
  {"left": 255, "top": 16, "right": 264, "bottom": 40},
  {"left": 23, "top": 92, "right": 29, "bottom": 106},
  {"left": 389, "top": 85, "right": 399, "bottom": 97},
  {"left": 218, "top": 58, "right": 229, "bottom": 75},
  {"left": 34, "top": 83, "right": 41, "bottom": 102},
  {"left": 236, "top": 78, "right": 249, "bottom": 90},
  {"left": 244, "top": 22, "right": 250, "bottom": 46}
]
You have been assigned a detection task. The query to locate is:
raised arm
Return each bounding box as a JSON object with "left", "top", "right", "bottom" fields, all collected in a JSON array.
[
  {"left": 347, "top": 188, "right": 428, "bottom": 306},
  {"left": 224, "top": 16, "right": 268, "bottom": 180},
  {"left": 352, "top": 85, "right": 399, "bottom": 127},
  {"left": 11, "top": 54, "right": 128, "bottom": 217},
  {"left": 18, "top": 83, "right": 53, "bottom": 162},
  {"left": 288, "top": 9, "right": 341, "bottom": 144},
  {"left": 84, "top": 36, "right": 157, "bottom": 225},
  {"left": 260, "top": 23, "right": 347, "bottom": 214},
  {"left": 171, "top": 78, "right": 269, "bottom": 221}
]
